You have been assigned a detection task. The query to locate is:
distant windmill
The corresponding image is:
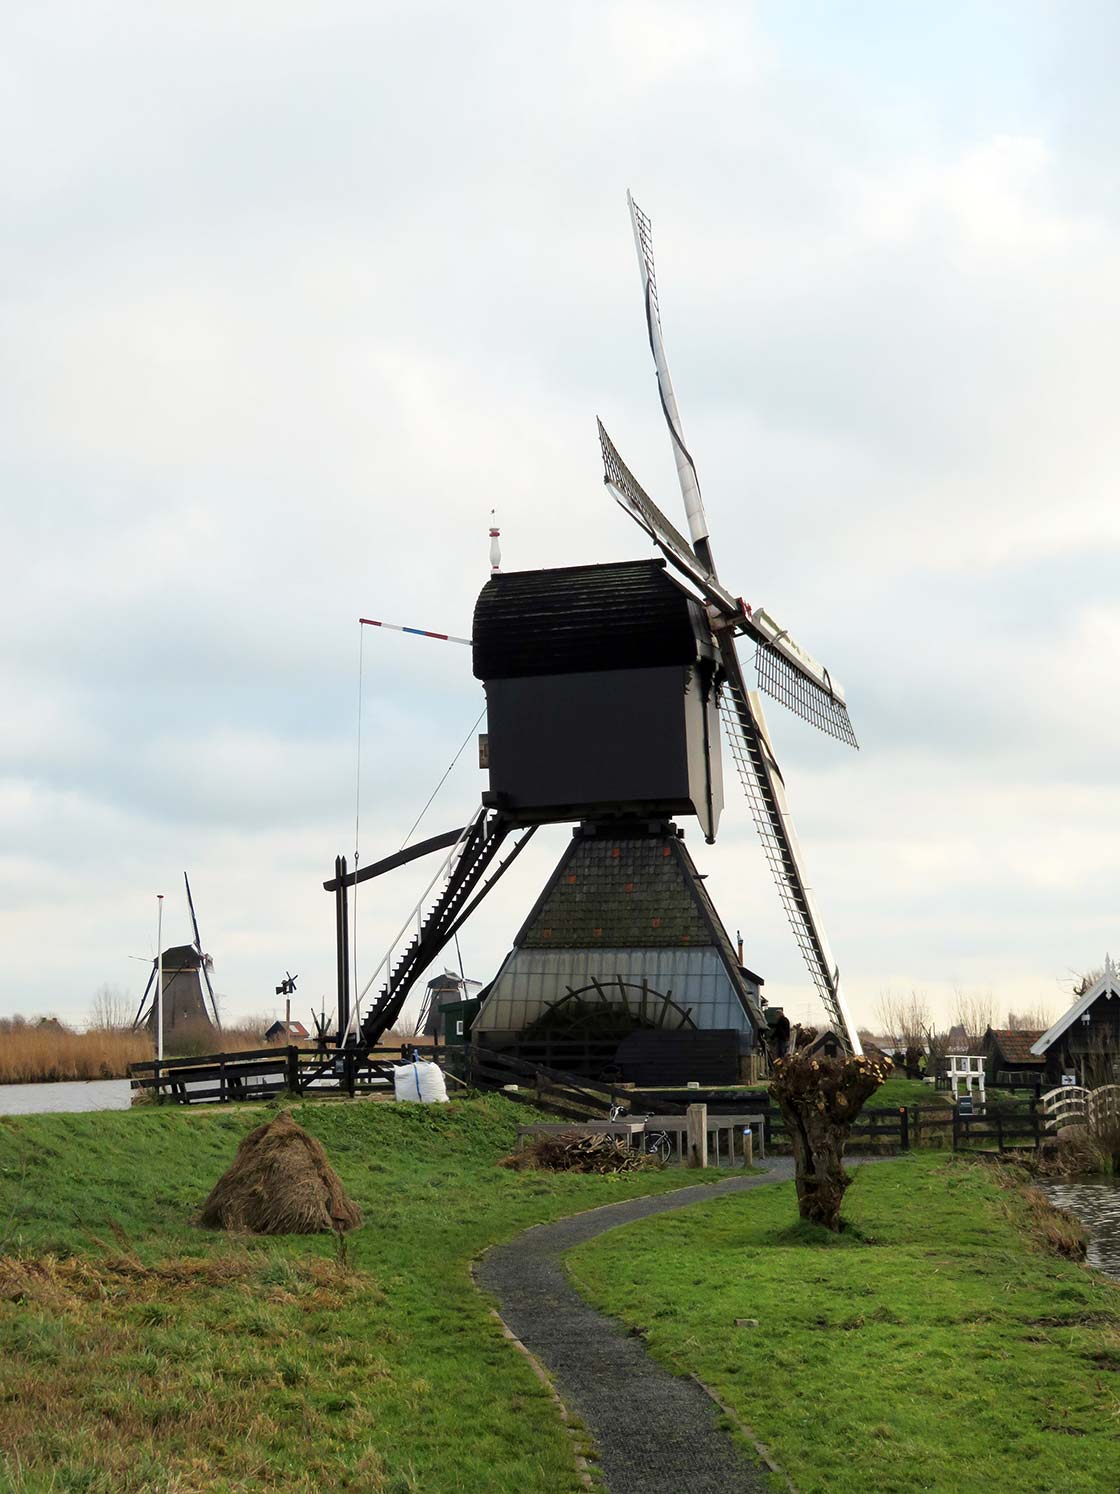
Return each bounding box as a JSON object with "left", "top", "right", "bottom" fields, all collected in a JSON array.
[{"left": 131, "top": 874, "right": 222, "bottom": 1034}]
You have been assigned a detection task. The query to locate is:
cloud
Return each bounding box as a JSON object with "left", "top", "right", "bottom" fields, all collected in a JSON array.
[{"left": 2, "top": 1, "right": 1118, "bottom": 1036}]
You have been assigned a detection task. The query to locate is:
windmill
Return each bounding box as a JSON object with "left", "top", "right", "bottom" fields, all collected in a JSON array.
[
  {"left": 131, "top": 873, "right": 222, "bottom": 1034},
  {"left": 325, "top": 192, "right": 861, "bottom": 1066}
]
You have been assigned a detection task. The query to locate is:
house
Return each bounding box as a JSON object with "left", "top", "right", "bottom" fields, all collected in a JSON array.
[
  {"left": 1029, "top": 957, "right": 1120, "bottom": 1086},
  {"left": 264, "top": 1019, "right": 309, "bottom": 1043},
  {"left": 983, "top": 1028, "right": 1046, "bottom": 1090}
]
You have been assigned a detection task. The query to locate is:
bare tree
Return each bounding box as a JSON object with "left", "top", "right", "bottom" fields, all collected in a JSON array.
[
  {"left": 88, "top": 984, "right": 132, "bottom": 1031},
  {"left": 1072, "top": 967, "right": 1104, "bottom": 998},
  {"left": 770, "top": 1033, "right": 892, "bottom": 1231},
  {"left": 877, "top": 988, "right": 930, "bottom": 1079},
  {"left": 1005, "top": 1004, "right": 1053, "bottom": 1031},
  {"left": 952, "top": 988, "right": 995, "bottom": 1052}
]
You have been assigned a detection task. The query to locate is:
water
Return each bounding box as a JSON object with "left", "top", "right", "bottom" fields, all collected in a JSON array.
[
  {"left": 1040, "top": 1175, "right": 1120, "bottom": 1282},
  {"left": 0, "top": 1079, "right": 132, "bottom": 1116}
]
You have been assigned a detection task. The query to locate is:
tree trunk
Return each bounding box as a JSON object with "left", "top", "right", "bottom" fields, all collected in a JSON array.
[{"left": 770, "top": 1037, "right": 891, "bottom": 1231}]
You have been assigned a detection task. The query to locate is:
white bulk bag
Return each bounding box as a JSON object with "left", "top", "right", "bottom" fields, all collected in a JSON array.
[{"left": 392, "top": 1061, "right": 449, "bottom": 1104}]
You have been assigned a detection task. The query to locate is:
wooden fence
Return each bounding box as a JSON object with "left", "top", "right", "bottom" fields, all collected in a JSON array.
[
  {"left": 951, "top": 1107, "right": 1043, "bottom": 1152},
  {"left": 129, "top": 1045, "right": 416, "bottom": 1103},
  {"left": 129, "top": 1043, "right": 1036, "bottom": 1159}
]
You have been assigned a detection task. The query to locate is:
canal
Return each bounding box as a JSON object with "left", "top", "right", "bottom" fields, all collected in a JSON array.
[
  {"left": 1040, "top": 1175, "right": 1120, "bottom": 1283},
  {"left": 0, "top": 1079, "right": 132, "bottom": 1116}
]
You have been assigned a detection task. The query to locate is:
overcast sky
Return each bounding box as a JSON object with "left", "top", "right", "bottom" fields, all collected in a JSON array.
[{"left": 3, "top": 1, "right": 1118, "bottom": 1035}]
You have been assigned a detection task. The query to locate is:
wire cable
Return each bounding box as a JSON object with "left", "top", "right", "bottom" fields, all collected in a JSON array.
[{"left": 399, "top": 704, "right": 486, "bottom": 850}]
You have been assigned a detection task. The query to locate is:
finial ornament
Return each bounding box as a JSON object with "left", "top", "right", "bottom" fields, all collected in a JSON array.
[{"left": 489, "top": 510, "right": 501, "bottom": 574}]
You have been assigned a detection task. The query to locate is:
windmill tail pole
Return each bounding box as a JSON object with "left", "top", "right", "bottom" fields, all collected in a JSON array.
[{"left": 359, "top": 619, "right": 471, "bottom": 646}]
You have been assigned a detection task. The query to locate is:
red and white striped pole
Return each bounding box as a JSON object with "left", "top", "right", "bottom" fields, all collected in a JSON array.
[{"left": 358, "top": 619, "right": 471, "bottom": 645}]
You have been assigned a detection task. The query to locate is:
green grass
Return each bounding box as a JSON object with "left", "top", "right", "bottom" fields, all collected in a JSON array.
[
  {"left": 0, "top": 1096, "right": 707, "bottom": 1493},
  {"left": 568, "top": 1154, "right": 1120, "bottom": 1494},
  {"left": 874, "top": 1075, "right": 952, "bottom": 1109}
]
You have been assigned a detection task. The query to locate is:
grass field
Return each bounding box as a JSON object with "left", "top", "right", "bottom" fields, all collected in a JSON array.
[
  {"left": 873, "top": 1075, "right": 952, "bottom": 1109},
  {"left": 0, "top": 1095, "right": 707, "bottom": 1493},
  {"left": 569, "top": 1153, "right": 1120, "bottom": 1494}
]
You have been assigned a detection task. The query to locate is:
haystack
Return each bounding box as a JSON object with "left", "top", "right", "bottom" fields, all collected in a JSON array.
[{"left": 199, "top": 1111, "right": 362, "bottom": 1234}]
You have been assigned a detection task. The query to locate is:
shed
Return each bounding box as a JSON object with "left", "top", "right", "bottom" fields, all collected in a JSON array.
[
  {"left": 982, "top": 1028, "right": 1045, "bottom": 1089},
  {"left": 265, "top": 1019, "right": 309, "bottom": 1042}
]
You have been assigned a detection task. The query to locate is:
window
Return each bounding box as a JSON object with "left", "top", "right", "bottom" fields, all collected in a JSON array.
[{"left": 456, "top": 1020, "right": 464, "bottom": 1036}]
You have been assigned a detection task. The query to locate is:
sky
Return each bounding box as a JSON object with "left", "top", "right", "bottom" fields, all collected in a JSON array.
[{"left": 3, "top": 1, "right": 1119, "bottom": 1035}]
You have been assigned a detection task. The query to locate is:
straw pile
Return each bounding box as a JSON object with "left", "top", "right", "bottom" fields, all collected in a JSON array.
[
  {"left": 199, "top": 1111, "right": 363, "bottom": 1234},
  {"left": 500, "top": 1132, "right": 654, "bottom": 1174}
]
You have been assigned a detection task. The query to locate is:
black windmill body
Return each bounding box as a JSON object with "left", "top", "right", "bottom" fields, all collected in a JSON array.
[
  {"left": 473, "top": 559, "right": 722, "bottom": 840},
  {"left": 327, "top": 193, "right": 863, "bottom": 1070}
]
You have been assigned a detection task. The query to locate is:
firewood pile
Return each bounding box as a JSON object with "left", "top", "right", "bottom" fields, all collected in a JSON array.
[{"left": 500, "top": 1131, "right": 654, "bottom": 1174}]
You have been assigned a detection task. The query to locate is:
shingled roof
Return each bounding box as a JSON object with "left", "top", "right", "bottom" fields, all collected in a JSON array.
[
  {"left": 985, "top": 1029, "right": 1046, "bottom": 1066},
  {"left": 519, "top": 835, "right": 707, "bottom": 949},
  {"left": 513, "top": 829, "right": 761, "bottom": 1000}
]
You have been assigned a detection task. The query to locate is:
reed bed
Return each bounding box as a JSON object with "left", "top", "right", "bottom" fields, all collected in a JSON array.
[
  {"left": 0, "top": 1018, "right": 276, "bottom": 1084},
  {"left": 0, "top": 1023, "right": 152, "bottom": 1084}
]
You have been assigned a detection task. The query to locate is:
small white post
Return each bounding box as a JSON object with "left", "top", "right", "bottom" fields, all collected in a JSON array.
[{"left": 156, "top": 894, "right": 165, "bottom": 1099}]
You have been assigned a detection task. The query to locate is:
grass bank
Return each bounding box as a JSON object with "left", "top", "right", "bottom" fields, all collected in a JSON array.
[
  {"left": 569, "top": 1154, "right": 1120, "bottom": 1493},
  {"left": 0, "top": 1095, "right": 705, "bottom": 1492}
]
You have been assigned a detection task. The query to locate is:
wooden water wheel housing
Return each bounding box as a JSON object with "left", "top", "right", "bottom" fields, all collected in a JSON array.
[{"left": 524, "top": 977, "right": 695, "bottom": 1043}]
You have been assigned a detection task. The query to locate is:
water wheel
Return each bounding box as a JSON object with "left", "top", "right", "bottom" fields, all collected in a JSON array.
[{"left": 524, "top": 976, "right": 695, "bottom": 1042}]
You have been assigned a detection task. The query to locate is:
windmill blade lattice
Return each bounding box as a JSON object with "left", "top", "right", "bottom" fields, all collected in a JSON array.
[
  {"left": 753, "top": 635, "right": 859, "bottom": 749},
  {"left": 598, "top": 420, "right": 740, "bottom": 612},
  {"left": 717, "top": 657, "right": 860, "bottom": 1050}
]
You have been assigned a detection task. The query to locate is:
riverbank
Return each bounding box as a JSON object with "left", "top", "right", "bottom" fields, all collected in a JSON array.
[
  {"left": 0, "top": 1095, "right": 710, "bottom": 1491},
  {"left": 569, "top": 1153, "right": 1120, "bottom": 1493}
]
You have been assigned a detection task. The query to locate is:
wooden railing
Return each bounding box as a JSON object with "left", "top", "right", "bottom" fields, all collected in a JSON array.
[{"left": 129, "top": 1045, "right": 418, "bottom": 1104}]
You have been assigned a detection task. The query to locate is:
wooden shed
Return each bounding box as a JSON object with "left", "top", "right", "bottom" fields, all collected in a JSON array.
[{"left": 982, "top": 1028, "right": 1046, "bottom": 1089}]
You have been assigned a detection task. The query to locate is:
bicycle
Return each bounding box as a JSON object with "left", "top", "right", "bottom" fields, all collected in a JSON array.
[{"left": 645, "top": 1128, "right": 674, "bottom": 1163}]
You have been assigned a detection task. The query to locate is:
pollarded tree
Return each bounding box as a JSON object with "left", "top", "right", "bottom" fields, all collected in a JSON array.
[{"left": 769, "top": 1033, "right": 893, "bottom": 1231}]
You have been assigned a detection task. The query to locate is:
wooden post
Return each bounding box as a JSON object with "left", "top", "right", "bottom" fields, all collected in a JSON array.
[
  {"left": 742, "top": 1126, "right": 753, "bottom": 1168},
  {"left": 286, "top": 1046, "right": 300, "bottom": 1095},
  {"left": 899, "top": 1106, "right": 909, "bottom": 1152},
  {"left": 686, "top": 1103, "right": 708, "bottom": 1168}
]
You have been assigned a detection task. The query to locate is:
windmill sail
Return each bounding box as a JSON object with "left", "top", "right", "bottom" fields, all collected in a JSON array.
[
  {"left": 627, "top": 191, "right": 710, "bottom": 553},
  {"left": 717, "top": 646, "right": 861, "bottom": 1052},
  {"left": 599, "top": 420, "right": 739, "bottom": 612},
  {"left": 600, "top": 420, "right": 859, "bottom": 748},
  {"left": 184, "top": 873, "right": 222, "bottom": 1029},
  {"left": 748, "top": 610, "right": 859, "bottom": 749}
]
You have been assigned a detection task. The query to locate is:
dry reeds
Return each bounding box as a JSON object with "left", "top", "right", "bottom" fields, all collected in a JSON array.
[
  {"left": 0, "top": 1021, "right": 152, "bottom": 1084},
  {"left": 199, "top": 1112, "right": 363, "bottom": 1235},
  {"left": 0, "top": 1016, "right": 284, "bottom": 1084},
  {"left": 500, "top": 1132, "right": 655, "bottom": 1174}
]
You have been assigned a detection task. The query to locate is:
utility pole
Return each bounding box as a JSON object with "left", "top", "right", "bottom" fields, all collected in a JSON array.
[{"left": 156, "top": 894, "right": 165, "bottom": 1099}]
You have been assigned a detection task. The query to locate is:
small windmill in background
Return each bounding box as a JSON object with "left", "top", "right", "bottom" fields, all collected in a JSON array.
[{"left": 131, "top": 874, "right": 222, "bottom": 1034}]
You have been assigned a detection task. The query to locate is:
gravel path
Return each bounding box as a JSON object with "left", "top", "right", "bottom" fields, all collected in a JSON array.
[{"left": 476, "top": 1160, "right": 795, "bottom": 1494}]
